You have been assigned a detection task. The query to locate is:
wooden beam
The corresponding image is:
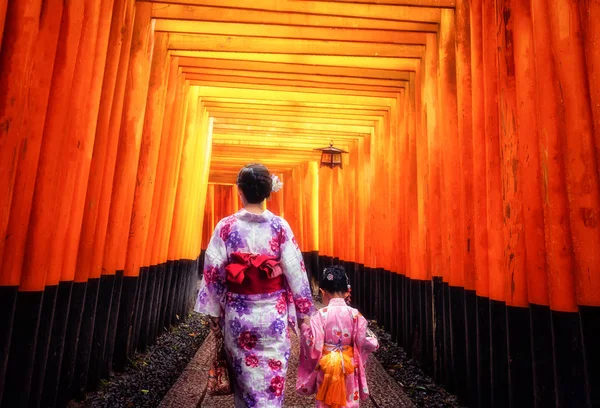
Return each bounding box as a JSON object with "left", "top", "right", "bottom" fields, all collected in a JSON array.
[
  {"left": 213, "top": 125, "right": 366, "bottom": 139},
  {"left": 213, "top": 128, "right": 366, "bottom": 141},
  {"left": 204, "top": 102, "right": 389, "bottom": 117},
  {"left": 208, "top": 106, "right": 386, "bottom": 120},
  {"left": 212, "top": 137, "right": 352, "bottom": 151},
  {"left": 168, "top": 33, "right": 424, "bottom": 58},
  {"left": 214, "top": 117, "right": 373, "bottom": 132},
  {"left": 201, "top": 97, "right": 391, "bottom": 111},
  {"left": 185, "top": 73, "right": 406, "bottom": 93},
  {"left": 191, "top": 80, "right": 402, "bottom": 98},
  {"left": 211, "top": 111, "right": 378, "bottom": 126},
  {"left": 155, "top": 20, "right": 432, "bottom": 42},
  {"left": 212, "top": 145, "right": 323, "bottom": 155},
  {"left": 289, "top": 0, "right": 455, "bottom": 6},
  {"left": 183, "top": 67, "right": 408, "bottom": 87},
  {"left": 196, "top": 85, "right": 395, "bottom": 106},
  {"left": 173, "top": 51, "right": 420, "bottom": 71},
  {"left": 178, "top": 57, "right": 413, "bottom": 80},
  {"left": 149, "top": 1, "right": 442, "bottom": 24}
]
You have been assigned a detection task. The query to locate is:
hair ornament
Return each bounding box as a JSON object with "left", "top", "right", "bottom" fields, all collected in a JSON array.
[
  {"left": 327, "top": 273, "right": 334, "bottom": 281},
  {"left": 271, "top": 174, "right": 283, "bottom": 192}
]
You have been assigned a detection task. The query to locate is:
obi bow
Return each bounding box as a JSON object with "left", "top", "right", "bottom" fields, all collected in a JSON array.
[{"left": 225, "top": 252, "right": 283, "bottom": 284}]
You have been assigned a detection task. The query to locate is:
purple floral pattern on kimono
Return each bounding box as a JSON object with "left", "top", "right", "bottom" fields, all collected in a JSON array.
[{"left": 194, "top": 209, "right": 315, "bottom": 407}]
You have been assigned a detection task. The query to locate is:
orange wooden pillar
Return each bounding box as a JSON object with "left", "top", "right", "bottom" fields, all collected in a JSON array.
[
  {"left": 0, "top": 1, "right": 69, "bottom": 405},
  {"left": 437, "top": 9, "right": 466, "bottom": 392},
  {"left": 202, "top": 184, "right": 215, "bottom": 250},
  {"left": 482, "top": 1, "right": 507, "bottom": 405},
  {"left": 415, "top": 56, "right": 435, "bottom": 366},
  {"left": 166, "top": 85, "right": 200, "bottom": 328},
  {"left": 467, "top": 2, "right": 492, "bottom": 405},
  {"left": 179, "top": 105, "right": 211, "bottom": 317},
  {"left": 232, "top": 185, "right": 240, "bottom": 213},
  {"left": 425, "top": 32, "right": 442, "bottom": 287},
  {"left": 283, "top": 167, "right": 303, "bottom": 250},
  {"left": 53, "top": 0, "right": 133, "bottom": 402},
  {"left": 84, "top": 0, "right": 138, "bottom": 382},
  {"left": 495, "top": 2, "right": 530, "bottom": 406},
  {"left": 530, "top": 1, "right": 577, "bottom": 406},
  {"left": 139, "top": 54, "right": 179, "bottom": 352},
  {"left": 0, "top": 0, "right": 63, "bottom": 274},
  {"left": 302, "top": 161, "right": 319, "bottom": 288},
  {"left": 121, "top": 32, "right": 170, "bottom": 357},
  {"left": 194, "top": 112, "right": 213, "bottom": 263},
  {"left": 42, "top": 0, "right": 109, "bottom": 402},
  {"left": 407, "top": 73, "right": 419, "bottom": 280},
  {"left": 355, "top": 138, "right": 366, "bottom": 270},
  {"left": 144, "top": 55, "right": 178, "bottom": 273},
  {"left": 318, "top": 165, "right": 333, "bottom": 265},
  {"left": 0, "top": 0, "right": 7, "bottom": 53},
  {"left": 268, "top": 172, "right": 284, "bottom": 217},
  {"left": 151, "top": 73, "right": 189, "bottom": 340},
  {"left": 579, "top": 1, "right": 600, "bottom": 180},
  {"left": 545, "top": 1, "right": 600, "bottom": 405},
  {"left": 506, "top": 2, "right": 547, "bottom": 407},
  {"left": 456, "top": 2, "right": 475, "bottom": 401},
  {"left": 101, "top": 1, "right": 154, "bottom": 371},
  {"left": 405, "top": 73, "right": 422, "bottom": 353},
  {"left": 153, "top": 72, "right": 187, "bottom": 267},
  {"left": 158, "top": 80, "right": 190, "bottom": 271}
]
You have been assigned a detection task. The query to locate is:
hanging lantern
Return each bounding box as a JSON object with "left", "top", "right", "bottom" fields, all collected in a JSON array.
[{"left": 315, "top": 142, "right": 348, "bottom": 169}]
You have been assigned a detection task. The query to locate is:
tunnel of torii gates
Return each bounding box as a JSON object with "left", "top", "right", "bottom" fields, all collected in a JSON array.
[{"left": 0, "top": 0, "right": 599, "bottom": 407}]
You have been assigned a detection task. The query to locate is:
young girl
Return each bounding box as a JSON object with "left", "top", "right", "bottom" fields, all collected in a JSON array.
[{"left": 297, "top": 266, "right": 379, "bottom": 407}]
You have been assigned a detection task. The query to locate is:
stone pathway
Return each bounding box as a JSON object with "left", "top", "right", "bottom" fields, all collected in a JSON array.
[{"left": 160, "top": 314, "right": 414, "bottom": 408}]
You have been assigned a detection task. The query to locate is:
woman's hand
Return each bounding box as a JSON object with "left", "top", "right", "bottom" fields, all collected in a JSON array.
[{"left": 209, "top": 316, "right": 221, "bottom": 336}]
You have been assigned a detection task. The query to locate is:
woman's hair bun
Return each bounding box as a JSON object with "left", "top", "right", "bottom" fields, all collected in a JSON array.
[{"left": 236, "top": 163, "right": 272, "bottom": 204}]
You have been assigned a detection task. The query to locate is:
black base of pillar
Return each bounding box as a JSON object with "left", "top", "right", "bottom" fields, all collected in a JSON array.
[
  {"left": 72, "top": 277, "right": 100, "bottom": 399},
  {"left": 56, "top": 281, "right": 87, "bottom": 408},
  {"left": 29, "top": 285, "right": 59, "bottom": 407},
  {"left": 87, "top": 274, "right": 115, "bottom": 391},
  {"left": 1, "top": 290, "right": 44, "bottom": 408},
  {"left": 0, "top": 285, "right": 17, "bottom": 404}
]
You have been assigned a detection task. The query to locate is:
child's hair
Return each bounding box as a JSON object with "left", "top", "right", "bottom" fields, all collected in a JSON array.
[{"left": 319, "top": 265, "right": 350, "bottom": 293}]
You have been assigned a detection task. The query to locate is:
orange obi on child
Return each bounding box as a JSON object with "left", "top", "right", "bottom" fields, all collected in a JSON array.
[
  {"left": 316, "top": 344, "right": 355, "bottom": 408},
  {"left": 225, "top": 252, "right": 285, "bottom": 295}
]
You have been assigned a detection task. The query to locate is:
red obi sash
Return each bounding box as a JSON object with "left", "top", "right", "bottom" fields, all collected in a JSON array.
[{"left": 225, "top": 252, "right": 285, "bottom": 295}]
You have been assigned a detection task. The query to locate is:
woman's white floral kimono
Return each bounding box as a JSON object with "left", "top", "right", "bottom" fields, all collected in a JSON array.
[{"left": 195, "top": 209, "right": 315, "bottom": 407}]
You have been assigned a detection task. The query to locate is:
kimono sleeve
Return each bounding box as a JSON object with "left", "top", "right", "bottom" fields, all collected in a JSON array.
[
  {"left": 355, "top": 312, "right": 379, "bottom": 356},
  {"left": 296, "top": 311, "right": 325, "bottom": 396},
  {"left": 353, "top": 311, "right": 379, "bottom": 400},
  {"left": 279, "top": 219, "right": 315, "bottom": 321},
  {"left": 193, "top": 224, "right": 228, "bottom": 317}
]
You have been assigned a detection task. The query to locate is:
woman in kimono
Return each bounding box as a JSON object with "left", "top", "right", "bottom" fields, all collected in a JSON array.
[
  {"left": 297, "top": 266, "right": 378, "bottom": 408},
  {"left": 195, "top": 163, "right": 315, "bottom": 407}
]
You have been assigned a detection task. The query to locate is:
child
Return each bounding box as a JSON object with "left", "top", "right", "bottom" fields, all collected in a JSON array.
[{"left": 296, "top": 266, "right": 379, "bottom": 408}]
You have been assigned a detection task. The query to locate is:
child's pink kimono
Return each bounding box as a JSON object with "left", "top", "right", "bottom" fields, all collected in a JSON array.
[{"left": 296, "top": 298, "right": 379, "bottom": 407}]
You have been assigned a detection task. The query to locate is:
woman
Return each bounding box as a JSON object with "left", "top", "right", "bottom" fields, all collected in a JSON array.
[{"left": 195, "top": 163, "right": 315, "bottom": 407}]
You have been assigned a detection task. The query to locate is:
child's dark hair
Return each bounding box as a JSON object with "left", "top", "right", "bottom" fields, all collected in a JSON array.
[{"left": 319, "top": 265, "right": 350, "bottom": 293}]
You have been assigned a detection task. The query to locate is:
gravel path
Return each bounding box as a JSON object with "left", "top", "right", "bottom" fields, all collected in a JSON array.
[
  {"left": 161, "top": 302, "right": 414, "bottom": 408},
  {"left": 69, "top": 313, "right": 210, "bottom": 408},
  {"left": 69, "top": 302, "right": 463, "bottom": 408}
]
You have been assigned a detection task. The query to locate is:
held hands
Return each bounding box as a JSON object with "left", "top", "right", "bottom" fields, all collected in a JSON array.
[{"left": 209, "top": 316, "right": 222, "bottom": 337}]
